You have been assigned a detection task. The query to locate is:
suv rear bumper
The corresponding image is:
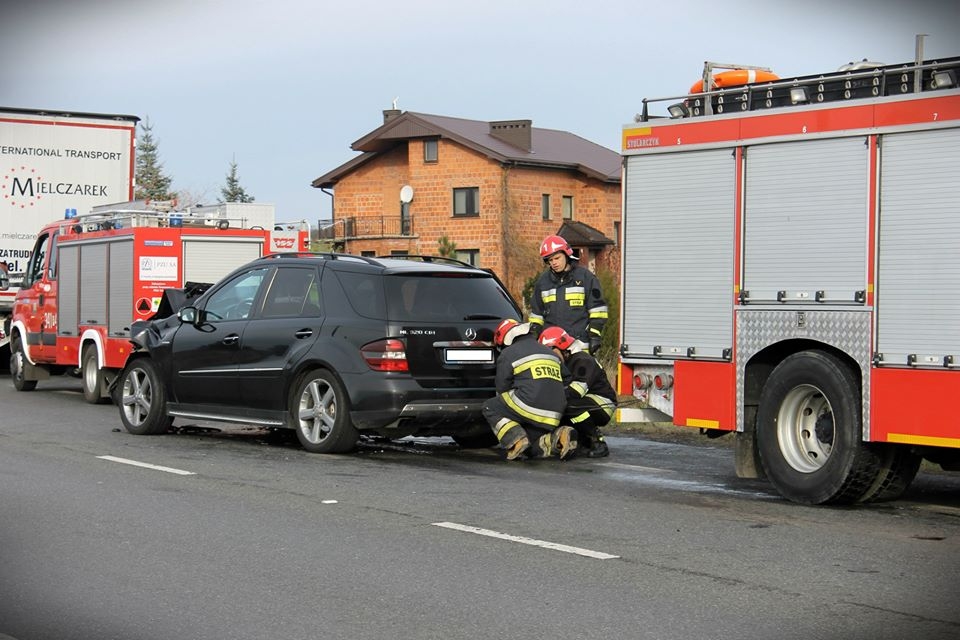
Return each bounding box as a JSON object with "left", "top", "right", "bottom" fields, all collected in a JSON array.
[
  {"left": 351, "top": 399, "right": 488, "bottom": 432},
  {"left": 399, "top": 400, "right": 485, "bottom": 419}
]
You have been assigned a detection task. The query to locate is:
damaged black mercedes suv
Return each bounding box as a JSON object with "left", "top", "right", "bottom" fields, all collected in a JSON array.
[{"left": 114, "top": 253, "right": 521, "bottom": 453}]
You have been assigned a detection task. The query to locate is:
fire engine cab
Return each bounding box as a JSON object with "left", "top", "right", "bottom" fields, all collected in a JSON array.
[
  {"left": 619, "top": 45, "right": 960, "bottom": 504},
  {"left": 4, "top": 201, "right": 309, "bottom": 403}
]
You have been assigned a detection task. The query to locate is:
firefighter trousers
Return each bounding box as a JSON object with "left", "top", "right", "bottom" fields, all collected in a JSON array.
[
  {"left": 566, "top": 394, "right": 614, "bottom": 443},
  {"left": 482, "top": 395, "right": 561, "bottom": 456}
]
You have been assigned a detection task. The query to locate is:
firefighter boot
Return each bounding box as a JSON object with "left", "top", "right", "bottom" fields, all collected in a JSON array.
[
  {"left": 528, "top": 433, "right": 554, "bottom": 458},
  {"left": 505, "top": 435, "right": 530, "bottom": 461},
  {"left": 586, "top": 431, "right": 609, "bottom": 458},
  {"left": 553, "top": 425, "right": 578, "bottom": 460}
]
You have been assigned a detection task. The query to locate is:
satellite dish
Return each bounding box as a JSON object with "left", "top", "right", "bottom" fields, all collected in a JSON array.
[{"left": 400, "top": 185, "right": 414, "bottom": 204}]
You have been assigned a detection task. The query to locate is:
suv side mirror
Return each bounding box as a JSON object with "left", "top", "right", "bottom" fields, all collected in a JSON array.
[{"left": 178, "top": 306, "right": 198, "bottom": 325}]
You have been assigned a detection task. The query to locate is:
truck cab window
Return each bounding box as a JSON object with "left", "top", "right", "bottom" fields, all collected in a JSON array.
[
  {"left": 46, "top": 233, "right": 58, "bottom": 280},
  {"left": 25, "top": 233, "right": 50, "bottom": 287}
]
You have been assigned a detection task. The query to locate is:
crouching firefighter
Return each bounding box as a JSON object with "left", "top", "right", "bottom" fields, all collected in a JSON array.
[
  {"left": 538, "top": 326, "right": 615, "bottom": 458},
  {"left": 482, "top": 319, "right": 578, "bottom": 461}
]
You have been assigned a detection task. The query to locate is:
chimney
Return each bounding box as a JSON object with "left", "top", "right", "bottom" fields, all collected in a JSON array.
[
  {"left": 383, "top": 109, "right": 402, "bottom": 123},
  {"left": 489, "top": 119, "right": 532, "bottom": 152}
]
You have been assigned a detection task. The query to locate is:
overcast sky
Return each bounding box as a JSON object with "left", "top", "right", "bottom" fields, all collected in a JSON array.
[{"left": 3, "top": 0, "right": 958, "bottom": 223}]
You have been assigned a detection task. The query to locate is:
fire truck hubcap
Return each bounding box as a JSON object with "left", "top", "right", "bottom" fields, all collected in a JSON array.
[{"left": 775, "top": 384, "right": 834, "bottom": 474}]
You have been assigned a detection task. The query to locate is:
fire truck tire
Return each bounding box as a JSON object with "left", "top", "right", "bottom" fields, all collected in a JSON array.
[
  {"left": 118, "top": 358, "right": 172, "bottom": 435},
  {"left": 857, "top": 445, "right": 921, "bottom": 503},
  {"left": 756, "top": 350, "right": 883, "bottom": 505},
  {"left": 10, "top": 335, "right": 37, "bottom": 392},
  {"left": 291, "top": 369, "right": 358, "bottom": 454},
  {"left": 81, "top": 345, "right": 110, "bottom": 404}
]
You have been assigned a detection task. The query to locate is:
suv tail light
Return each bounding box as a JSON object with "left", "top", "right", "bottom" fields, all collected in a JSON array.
[{"left": 361, "top": 339, "right": 409, "bottom": 372}]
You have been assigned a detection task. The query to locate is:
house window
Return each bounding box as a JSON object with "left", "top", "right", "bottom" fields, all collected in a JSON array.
[
  {"left": 361, "top": 251, "right": 376, "bottom": 258},
  {"left": 390, "top": 250, "right": 409, "bottom": 256},
  {"left": 562, "top": 195, "right": 574, "bottom": 220},
  {"left": 453, "top": 187, "right": 479, "bottom": 217},
  {"left": 613, "top": 221, "right": 621, "bottom": 247},
  {"left": 455, "top": 249, "right": 480, "bottom": 266},
  {"left": 541, "top": 194, "right": 550, "bottom": 221},
  {"left": 424, "top": 139, "right": 438, "bottom": 163}
]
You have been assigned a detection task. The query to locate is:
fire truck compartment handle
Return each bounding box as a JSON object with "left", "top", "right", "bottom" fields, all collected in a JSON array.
[{"left": 740, "top": 290, "right": 866, "bottom": 304}]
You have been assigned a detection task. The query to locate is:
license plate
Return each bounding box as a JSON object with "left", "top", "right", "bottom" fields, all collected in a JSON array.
[{"left": 444, "top": 348, "right": 493, "bottom": 364}]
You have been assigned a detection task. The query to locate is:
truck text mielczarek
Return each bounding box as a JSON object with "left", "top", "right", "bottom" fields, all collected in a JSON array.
[{"left": 618, "top": 47, "right": 960, "bottom": 504}]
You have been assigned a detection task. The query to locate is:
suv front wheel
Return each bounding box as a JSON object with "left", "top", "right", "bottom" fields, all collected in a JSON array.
[
  {"left": 118, "top": 358, "right": 173, "bottom": 435},
  {"left": 292, "top": 369, "right": 358, "bottom": 453}
]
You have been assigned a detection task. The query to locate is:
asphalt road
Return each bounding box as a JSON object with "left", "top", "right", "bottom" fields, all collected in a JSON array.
[{"left": 1, "top": 374, "right": 958, "bottom": 640}]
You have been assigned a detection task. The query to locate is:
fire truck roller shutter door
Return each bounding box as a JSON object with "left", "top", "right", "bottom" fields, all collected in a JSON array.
[
  {"left": 108, "top": 239, "right": 134, "bottom": 336},
  {"left": 876, "top": 127, "right": 960, "bottom": 364},
  {"left": 621, "top": 150, "right": 735, "bottom": 361},
  {"left": 182, "top": 239, "right": 263, "bottom": 284}
]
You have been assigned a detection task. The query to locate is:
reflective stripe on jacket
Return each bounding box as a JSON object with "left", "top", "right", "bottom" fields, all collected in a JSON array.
[
  {"left": 529, "top": 264, "right": 607, "bottom": 342},
  {"left": 494, "top": 334, "right": 568, "bottom": 428}
]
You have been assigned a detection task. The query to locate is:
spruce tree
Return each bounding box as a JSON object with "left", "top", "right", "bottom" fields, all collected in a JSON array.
[
  {"left": 220, "top": 157, "right": 254, "bottom": 203},
  {"left": 437, "top": 235, "right": 457, "bottom": 258},
  {"left": 134, "top": 117, "right": 176, "bottom": 202}
]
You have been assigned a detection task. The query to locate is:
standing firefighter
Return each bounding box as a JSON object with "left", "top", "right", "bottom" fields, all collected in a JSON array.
[
  {"left": 482, "top": 319, "right": 578, "bottom": 461},
  {"left": 539, "top": 326, "right": 615, "bottom": 458},
  {"left": 529, "top": 235, "right": 608, "bottom": 354}
]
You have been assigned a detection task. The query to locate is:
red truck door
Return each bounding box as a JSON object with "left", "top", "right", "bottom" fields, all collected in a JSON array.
[{"left": 18, "top": 230, "right": 59, "bottom": 363}]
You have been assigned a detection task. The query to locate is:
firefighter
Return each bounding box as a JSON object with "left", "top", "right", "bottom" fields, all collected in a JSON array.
[
  {"left": 539, "top": 326, "right": 614, "bottom": 458},
  {"left": 529, "top": 235, "right": 608, "bottom": 355},
  {"left": 482, "top": 318, "right": 577, "bottom": 461}
]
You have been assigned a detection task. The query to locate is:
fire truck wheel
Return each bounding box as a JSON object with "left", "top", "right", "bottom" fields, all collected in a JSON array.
[
  {"left": 756, "top": 350, "right": 884, "bottom": 505},
  {"left": 118, "top": 358, "right": 172, "bottom": 435},
  {"left": 81, "top": 345, "right": 110, "bottom": 404},
  {"left": 291, "top": 369, "right": 358, "bottom": 454},
  {"left": 10, "top": 335, "right": 37, "bottom": 392},
  {"left": 857, "top": 445, "right": 921, "bottom": 503}
]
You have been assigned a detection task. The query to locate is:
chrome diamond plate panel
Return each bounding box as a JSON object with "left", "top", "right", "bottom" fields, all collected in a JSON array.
[{"left": 736, "top": 309, "right": 872, "bottom": 437}]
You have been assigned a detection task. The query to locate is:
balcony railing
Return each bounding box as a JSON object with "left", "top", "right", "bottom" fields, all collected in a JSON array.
[{"left": 318, "top": 215, "right": 414, "bottom": 240}]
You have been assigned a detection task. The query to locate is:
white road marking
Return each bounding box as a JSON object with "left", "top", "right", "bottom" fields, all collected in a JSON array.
[
  {"left": 97, "top": 455, "right": 195, "bottom": 476},
  {"left": 432, "top": 521, "right": 619, "bottom": 559},
  {"left": 321, "top": 499, "right": 338, "bottom": 504}
]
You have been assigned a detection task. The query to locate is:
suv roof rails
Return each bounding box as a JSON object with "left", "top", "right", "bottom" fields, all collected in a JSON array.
[
  {"left": 259, "top": 252, "right": 380, "bottom": 265},
  {"left": 374, "top": 254, "right": 475, "bottom": 268}
]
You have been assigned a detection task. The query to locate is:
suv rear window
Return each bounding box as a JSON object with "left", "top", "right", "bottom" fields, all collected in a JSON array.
[{"left": 384, "top": 274, "right": 518, "bottom": 322}]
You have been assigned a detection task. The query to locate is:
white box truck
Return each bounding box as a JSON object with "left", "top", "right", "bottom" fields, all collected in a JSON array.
[{"left": 0, "top": 106, "right": 139, "bottom": 357}]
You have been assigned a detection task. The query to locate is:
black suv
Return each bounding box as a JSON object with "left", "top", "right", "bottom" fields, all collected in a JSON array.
[{"left": 114, "top": 253, "right": 521, "bottom": 453}]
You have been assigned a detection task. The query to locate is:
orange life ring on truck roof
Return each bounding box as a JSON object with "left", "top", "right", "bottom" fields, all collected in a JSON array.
[{"left": 689, "top": 69, "right": 780, "bottom": 94}]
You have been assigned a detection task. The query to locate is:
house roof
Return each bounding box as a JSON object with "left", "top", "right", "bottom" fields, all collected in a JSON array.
[
  {"left": 311, "top": 111, "right": 622, "bottom": 188},
  {"left": 557, "top": 220, "right": 614, "bottom": 247}
]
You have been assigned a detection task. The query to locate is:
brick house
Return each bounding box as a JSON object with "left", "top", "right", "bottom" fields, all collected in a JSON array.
[{"left": 311, "top": 110, "right": 621, "bottom": 305}]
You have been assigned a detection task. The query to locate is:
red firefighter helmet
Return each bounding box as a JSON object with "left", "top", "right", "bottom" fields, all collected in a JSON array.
[
  {"left": 539, "top": 235, "right": 575, "bottom": 261},
  {"left": 493, "top": 318, "right": 528, "bottom": 347},
  {"left": 538, "top": 326, "right": 576, "bottom": 351}
]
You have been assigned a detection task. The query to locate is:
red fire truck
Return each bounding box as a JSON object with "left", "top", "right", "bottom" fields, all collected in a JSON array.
[
  {"left": 3, "top": 201, "right": 309, "bottom": 403},
  {"left": 618, "top": 49, "right": 960, "bottom": 504}
]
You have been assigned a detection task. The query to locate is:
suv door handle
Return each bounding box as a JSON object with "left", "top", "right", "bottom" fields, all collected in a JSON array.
[
  {"left": 222, "top": 334, "right": 240, "bottom": 346},
  {"left": 294, "top": 329, "right": 313, "bottom": 339}
]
